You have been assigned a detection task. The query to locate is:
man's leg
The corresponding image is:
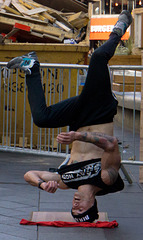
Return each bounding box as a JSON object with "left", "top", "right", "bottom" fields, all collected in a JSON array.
[
  {"left": 69, "top": 10, "right": 132, "bottom": 130},
  {"left": 25, "top": 63, "right": 79, "bottom": 128},
  {"left": 7, "top": 11, "right": 132, "bottom": 130},
  {"left": 7, "top": 52, "right": 79, "bottom": 128},
  {"left": 80, "top": 10, "right": 132, "bottom": 99}
]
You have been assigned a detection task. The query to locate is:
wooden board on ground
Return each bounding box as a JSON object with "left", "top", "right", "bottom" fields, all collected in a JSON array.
[{"left": 30, "top": 211, "right": 108, "bottom": 222}]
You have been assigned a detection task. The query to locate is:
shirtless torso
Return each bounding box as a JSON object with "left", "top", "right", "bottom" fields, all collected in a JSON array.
[{"left": 68, "top": 122, "right": 114, "bottom": 164}]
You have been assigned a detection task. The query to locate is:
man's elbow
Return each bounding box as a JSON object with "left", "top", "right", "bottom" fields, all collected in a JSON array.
[
  {"left": 24, "top": 171, "right": 32, "bottom": 183},
  {"left": 106, "top": 137, "right": 119, "bottom": 152}
]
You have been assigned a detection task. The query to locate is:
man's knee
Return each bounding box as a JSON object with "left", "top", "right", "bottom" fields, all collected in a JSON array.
[
  {"left": 32, "top": 113, "right": 53, "bottom": 128},
  {"left": 91, "top": 48, "right": 105, "bottom": 61}
]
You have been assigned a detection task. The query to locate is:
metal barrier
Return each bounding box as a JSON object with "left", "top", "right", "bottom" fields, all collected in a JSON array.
[
  {"left": 110, "top": 65, "right": 143, "bottom": 166},
  {"left": 0, "top": 63, "right": 88, "bottom": 157},
  {"left": 0, "top": 63, "right": 143, "bottom": 172}
]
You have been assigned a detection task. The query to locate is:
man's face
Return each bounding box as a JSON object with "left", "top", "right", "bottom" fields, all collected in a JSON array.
[{"left": 72, "top": 191, "right": 94, "bottom": 215}]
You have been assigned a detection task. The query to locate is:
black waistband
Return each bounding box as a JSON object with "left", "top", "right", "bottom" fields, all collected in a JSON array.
[{"left": 58, "top": 158, "right": 101, "bottom": 175}]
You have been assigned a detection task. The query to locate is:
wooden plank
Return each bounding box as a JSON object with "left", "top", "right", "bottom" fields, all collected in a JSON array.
[
  {"left": 133, "top": 7, "right": 143, "bottom": 18},
  {"left": 30, "top": 211, "right": 108, "bottom": 222},
  {"left": 36, "top": 13, "right": 46, "bottom": 21},
  {"left": 0, "top": 0, "right": 5, "bottom": 11},
  {"left": 3, "top": 5, "right": 22, "bottom": 15},
  {"left": 0, "top": 0, "right": 11, "bottom": 12},
  {"left": 1, "top": 28, "right": 19, "bottom": 43},
  {"left": 0, "top": 11, "right": 48, "bottom": 25},
  {"left": 15, "top": 0, "right": 43, "bottom": 20},
  {"left": 23, "top": 7, "right": 47, "bottom": 16},
  {"left": 51, "top": 12, "right": 74, "bottom": 29},
  {"left": 5, "top": 28, "right": 19, "bottom": 37},
  {"left": 30, "top": 31, "right": 43, "bottom": 38},
  {"left": 113, "top": 75, "right": 141, "bottom": 84},
  {"left": 72, "top": 18, "right": 89, "bottom": 29},
  {"left": 41, "top": 12, "right": 55, "bottom": 23},
  {"left": 11, "top": 1, "right": 28, "bottom": 15},
  {"left": 19, "top": 137, "right": 28, "bottom": 147},
  {"left": 24, "top": 0, "right": 43, "bottom": 8},
  {"left": 2, "top": 136, "right": 10, "bottom": 146},
  {"left": 68, "top": 11, "right": 89, "bottom": 29},
  {"left": 55, "top": 20, "right": 71, "bottom": 32},
  {"left": 60, "top": 12, "right": 75, "bottom": 17},
  {"left": 43, "top": 33, "right": 64, "bottom": 42},
  {"left": 67, "top": 11, "right": 86, "bottom": 22},
  {"left": 2, "top": 0, "right": 11, "bottom": 6},
  {"left": 0, "top": 14, "right": 75, "bottom": 38},
  {"left": 18, "top": 1, "right": 52, "bottom": 22},
  {"left": 1, "top": 22, "right": 31, "bottom": 43},
  {"left": 18, "top": 0, "right": 34, "bottom": 10},
  {"left": 112, "top": 83, "right": 141, "bottom": 92}
]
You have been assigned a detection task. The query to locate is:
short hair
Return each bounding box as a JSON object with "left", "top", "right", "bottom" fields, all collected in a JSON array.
[{"left": 71, "top": 199, "right": 99, "bottom": 223}]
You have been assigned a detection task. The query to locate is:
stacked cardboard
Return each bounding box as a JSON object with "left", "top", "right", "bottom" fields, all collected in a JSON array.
[{"left": 0, "top": 0, "right": 89, "bottom": 43}]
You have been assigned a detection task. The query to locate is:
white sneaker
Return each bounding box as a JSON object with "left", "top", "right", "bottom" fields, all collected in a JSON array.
[{"left": 7, "top": 51, "right": 39, "bottom": 75}]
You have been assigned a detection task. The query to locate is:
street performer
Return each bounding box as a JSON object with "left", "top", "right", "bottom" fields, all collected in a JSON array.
[{"left": 7, "top": 10, "right": 132, "bottom": 222}]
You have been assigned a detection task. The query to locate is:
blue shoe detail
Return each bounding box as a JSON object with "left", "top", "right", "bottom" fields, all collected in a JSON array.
[{"left": 7, "top": 52, "right": 39, "bottom": 75}]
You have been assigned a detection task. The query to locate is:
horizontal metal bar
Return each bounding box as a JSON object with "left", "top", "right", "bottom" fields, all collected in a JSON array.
[
  {"left": 0, "top": 62, "right": 88, "bottom": 69},
  {"left": 110, "top": 65, "right": 143, "bottom": 70},
  {"left": 122, "top": 160, "right": 143, "bottom": 166},
  {"left": 1, "top": 62, "right": 143, "bottom": 71},
  {"left": 0, "top": 146, "right": 66, "bottom": 158},
  {"left": 40, "top": 63, "right": 89, "bottom": 69}
]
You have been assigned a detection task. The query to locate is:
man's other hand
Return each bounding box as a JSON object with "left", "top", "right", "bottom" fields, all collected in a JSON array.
[
  {"left": 57, "top": 131, "right": 76, "bottom": 144},
  {"left": 41, "top": 181, "right": 59, "bottom": 193}
]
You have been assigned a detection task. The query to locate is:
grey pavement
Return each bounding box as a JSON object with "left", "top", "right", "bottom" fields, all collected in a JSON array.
[{"left": 0, "top": 123, "right": 143, "bottom": 240}]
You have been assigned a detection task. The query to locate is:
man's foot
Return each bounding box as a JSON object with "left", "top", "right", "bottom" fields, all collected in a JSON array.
[
  {"left": 7, "top": 51, "right": 39, "bottom": 75},
  {"left": 112, "top": 10, "right": 132, "bottom": 37}
]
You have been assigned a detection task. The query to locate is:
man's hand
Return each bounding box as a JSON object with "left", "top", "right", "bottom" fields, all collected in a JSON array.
[
  {"left": 57, "top": 131, "right": 76, "bottom": 144},
  {"left": 41, "top": 181, "right": 59, "bottom": 193}
]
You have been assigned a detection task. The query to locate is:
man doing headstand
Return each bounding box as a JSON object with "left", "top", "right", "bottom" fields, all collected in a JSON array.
[{"left": 7, "top": 10, "right": 132, "bottom": 222}]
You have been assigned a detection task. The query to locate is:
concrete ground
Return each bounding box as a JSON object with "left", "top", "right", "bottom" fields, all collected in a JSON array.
[{"left": 0, "top": 123, "right": 143, "bottom": 240}]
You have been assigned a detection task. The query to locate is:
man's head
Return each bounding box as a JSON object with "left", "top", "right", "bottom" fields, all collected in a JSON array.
[{"left": 71, "top": 191, "right": 99, "bottom": 223}]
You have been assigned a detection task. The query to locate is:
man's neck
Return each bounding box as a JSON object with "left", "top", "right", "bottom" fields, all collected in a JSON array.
[{"left": 78, "top": 184, "right": 102, "bottom": 199}]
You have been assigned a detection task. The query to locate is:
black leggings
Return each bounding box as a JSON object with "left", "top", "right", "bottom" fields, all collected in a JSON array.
[{"left": 26, "top": 33, "right": 120, "bottom": 131}]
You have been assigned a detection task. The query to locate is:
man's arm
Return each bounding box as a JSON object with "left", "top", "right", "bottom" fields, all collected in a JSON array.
[
  {"left": 57, "top": 131, "right": 121, "bottom": 186},
  {"left": 24, "top": 170, "right": 68, "bottom": 192},
  {"left": 57, "top": 131, "right": 117, "bottom": 151}
]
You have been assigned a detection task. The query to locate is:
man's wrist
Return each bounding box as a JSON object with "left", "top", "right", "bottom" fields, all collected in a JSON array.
[
  {"left": 75, "top": 131, "right": 81, "bottom": 141},
  {"left": 38, "top": 180, "right": 46, "bottom": 190}
]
